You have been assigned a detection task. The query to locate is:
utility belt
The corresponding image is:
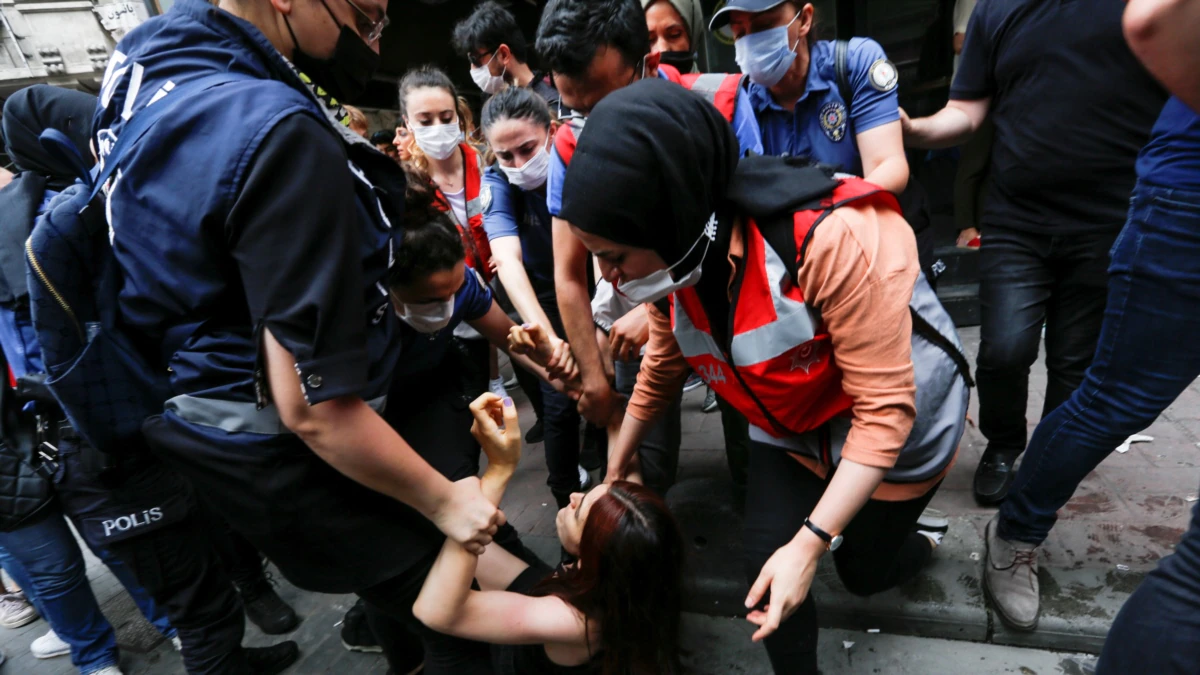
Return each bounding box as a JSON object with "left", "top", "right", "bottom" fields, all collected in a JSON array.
[{"left": 16, "top": 374, "right": 123, "bottom": 481}]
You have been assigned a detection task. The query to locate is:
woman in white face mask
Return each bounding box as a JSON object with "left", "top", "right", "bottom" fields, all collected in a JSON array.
[
  {"left": 481, "top": 87, "right": 598, "bottom": 512},
  {"left": 399, "top": 65, "right": 515, "bottom": 400},
  {"left": 559, "top": 80, "right": 969, "bottom": 675},
  {"left": 385, "top": 175, "right": 577, "bottom": 513}
]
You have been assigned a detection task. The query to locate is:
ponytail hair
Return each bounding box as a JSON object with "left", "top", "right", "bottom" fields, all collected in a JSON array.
[
  {"left": 399, "top": 65, "right": 485, "bottom": 176},
  {"left": 390, "top": 167, "right": 466, "bottom": 288},
  {"left": 481, "top": 86, "right": 553, "bottom": 136}
]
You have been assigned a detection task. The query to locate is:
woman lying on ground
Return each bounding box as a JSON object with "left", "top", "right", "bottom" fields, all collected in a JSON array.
[{"left": 413, "top": 393, "right": 686, "bottom": 675}]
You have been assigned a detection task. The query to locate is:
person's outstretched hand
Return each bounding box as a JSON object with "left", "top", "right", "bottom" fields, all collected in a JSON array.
[
  {"left": 470, "top": 393, "right": 522, "bottom": 471},
  {"left": 743, "top": 533, "right": 825, "bottom": 642}
]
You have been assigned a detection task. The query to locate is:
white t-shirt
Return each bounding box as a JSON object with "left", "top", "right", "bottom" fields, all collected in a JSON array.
[
  {"left": 443, "top": 187, "right": 468, "bottom": 229},
  {"left": 952, "top": 0, "right": 977, "bottom": 76}
]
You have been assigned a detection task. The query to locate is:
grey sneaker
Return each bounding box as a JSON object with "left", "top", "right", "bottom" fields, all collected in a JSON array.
[
  {"left": 0, "top": 591, "right": 37, "bottom": 628},
  {"left": 983, "top": 514, "right": 1040, "bottom": 631}
]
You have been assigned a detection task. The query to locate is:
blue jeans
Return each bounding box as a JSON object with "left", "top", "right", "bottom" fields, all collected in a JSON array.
[
  {"left": 0, "top": 508, "right": 174, "bottom": 674},
  {"left": 998, "top": 182, "right": 1200, "bottom": 547}
]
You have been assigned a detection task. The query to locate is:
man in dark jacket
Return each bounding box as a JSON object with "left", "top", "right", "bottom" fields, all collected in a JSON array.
[{"left": 94, "top": 1, "right": 502, "bottom": 673}]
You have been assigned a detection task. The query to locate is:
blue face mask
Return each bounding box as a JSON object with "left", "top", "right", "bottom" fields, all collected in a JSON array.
[{"left": 734, "top": 11, "right": 802, "bottom": 88}]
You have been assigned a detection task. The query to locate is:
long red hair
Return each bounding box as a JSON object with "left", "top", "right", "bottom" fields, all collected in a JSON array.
[{"left": 536, "top": 481, "right": 685, "bottom": 674}]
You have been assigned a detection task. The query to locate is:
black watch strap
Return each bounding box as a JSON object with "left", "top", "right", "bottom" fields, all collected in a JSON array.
[{"left": 803, "top": 517, "right": 834, "bottom": 547}]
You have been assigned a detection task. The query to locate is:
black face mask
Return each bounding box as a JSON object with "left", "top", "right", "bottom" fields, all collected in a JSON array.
[
  {"left": 284, "top": 1, "right": 380, "bottom": 103},
  {"left": 657, "top": 51, "right": 696, "bottom": 73}
]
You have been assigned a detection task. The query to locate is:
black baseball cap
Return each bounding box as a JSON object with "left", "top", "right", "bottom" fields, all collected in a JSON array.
[{"left": 708, "top": 0, "right": 791, "bottom": 31}]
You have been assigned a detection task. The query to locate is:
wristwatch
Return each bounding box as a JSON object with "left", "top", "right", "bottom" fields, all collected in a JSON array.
[{"left": 803, "top": 518, "right": 843, "bottom": 552}]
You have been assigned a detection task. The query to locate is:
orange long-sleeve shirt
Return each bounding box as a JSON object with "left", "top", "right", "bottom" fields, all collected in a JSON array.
[{"left": 627, "top": 199, "right": 954, "bottom": 501}]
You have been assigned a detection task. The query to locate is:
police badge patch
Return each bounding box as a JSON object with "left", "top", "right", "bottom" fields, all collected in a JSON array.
[
  {"left": 819, "top": 101, "right": 847, "bottom": 142},
  {"left": 868, "top": 59, "right": 899, "bottom": 92}
]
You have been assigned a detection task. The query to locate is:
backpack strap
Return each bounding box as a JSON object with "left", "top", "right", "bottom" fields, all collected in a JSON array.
[
  {"left": 86, "top": 74, "right": 233, "bottom": 201},
  {"left": 834, "top": 39, "right": 852, "bottom": 118},
  {"left": 755, "top": 194, "right": 976, "bottom": 389}
]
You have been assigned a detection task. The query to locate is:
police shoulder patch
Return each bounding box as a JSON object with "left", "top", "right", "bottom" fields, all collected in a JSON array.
[
  {"left": 480, "top": 183, "right": 493, "bottom": 213},
  {"left": 868, "top": 59, "right": 898, "bottom": 92}
]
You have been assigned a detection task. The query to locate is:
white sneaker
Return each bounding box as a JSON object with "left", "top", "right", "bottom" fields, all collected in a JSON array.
[
  {"left": 86, "top": 667, "right": 124, "bottom": 675},
  {"left": 915, "top": 507, "right": 950, "bottom": 548},
  {"left": 488, "top": 377, "right": 508, "bottom": 399},
  {"left": 171, "top": 635, "right": 182, "bottom": 651},
  {"left": 31, "top": 628, "right": 71, "bottom": 659},
  {"left": 0, "top": 591, "right": 38, "bottom": 628},
  {"left": 578, "top": 465, "right": 591, "bottom": 490}
]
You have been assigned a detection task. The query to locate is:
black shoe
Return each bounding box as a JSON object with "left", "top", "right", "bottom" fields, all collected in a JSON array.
[
  {"left": 524, "top": 419, "right": 544, "bottom": 444},
  {"left": 340, "top": 599, "right": 381, "bottom": 653},
  {"left": 242, "top": 575, "right": 301, "bottom": 635},
  {"left": 244, "top": 641, "right": 300, "bottom": 675},
  {"left": 973, "top": 450, "right": 1020, "bottom": 506}
]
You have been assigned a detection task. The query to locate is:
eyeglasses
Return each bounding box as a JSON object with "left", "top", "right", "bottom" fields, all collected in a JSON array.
[
  {"left": 343, "top": 0, "right": 390, "bottom": 44},
  {"left": 467, "top": 50, "right": 495, "bottom": 68}
]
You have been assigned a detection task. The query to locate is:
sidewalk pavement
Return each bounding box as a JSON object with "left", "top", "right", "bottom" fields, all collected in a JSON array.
[{"left": 2, "top": 326, "right": 1195, "bottom": 673}]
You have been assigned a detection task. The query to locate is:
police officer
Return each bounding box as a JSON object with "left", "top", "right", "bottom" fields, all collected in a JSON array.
[
  {"left": 711, "top": 0, "right": 909, "bottom": 195},
  {"left": 93, "top": 0, "right": 503, "bottom": 673}
]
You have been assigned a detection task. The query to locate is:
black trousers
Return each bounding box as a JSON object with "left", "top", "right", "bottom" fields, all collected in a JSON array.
[
  {"left": 976, "top": 225, "right": 1116, "bottom": 457},
  {"left": 53, "top": 442, "right": 253, "bottom": 675},
  {"left": 742, "top": 443, "right": 940, "bottom": 674}
]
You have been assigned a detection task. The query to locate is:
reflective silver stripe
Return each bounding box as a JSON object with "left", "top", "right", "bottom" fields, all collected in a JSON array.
[
  {"left": 687, "top": 73, "right": 729, "bottom": 103},
  {"left": 466, "top": 196, "right": 484, "bottom": 219},
  {"left": 671, "top": 297, "right": 727, "bottom": 363},
  {"left": 166, "top": 394, "right": 387, "bottom": 436},
  {"left": 729, "top": 239, "right": 818, "bottom": 365}
]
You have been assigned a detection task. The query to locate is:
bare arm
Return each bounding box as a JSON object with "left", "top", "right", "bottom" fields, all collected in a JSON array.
[
  {"left": 1124, "top": 0, "right": 1200, "bottom": 111},
  {"left": 469, "top": 303, "right": 577, "bottom": 392},
  {"left": 901, "top": 98, "right": 991, "bottom": 149},
  {"left": 953, "top": 32, "right": 966, "bottom": 55},
  {"left": 856, "top": 120, "right": 910, "bottom": 194},
  {"left": 491, "top": 236, "right": 557, "bottom": 338},
  {"left": 554, "top": 216, "right": 617, "bottom": 424},
  {"left": 263, "top": 329, "right": 502, "bottom": 553},
  {"left": 415, "top": 396, "right": 587, "bottom": 646}
]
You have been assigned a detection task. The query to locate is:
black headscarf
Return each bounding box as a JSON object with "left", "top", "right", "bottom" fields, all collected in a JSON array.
[
  {"left": 2, "top": 85, "right": 97, "bottom": 185},
  {"left": 559, "top": 78, "right": 739, "bottom": 269},
  {"left": 0, "top": 85, "right": 97, "bottom": 304}
]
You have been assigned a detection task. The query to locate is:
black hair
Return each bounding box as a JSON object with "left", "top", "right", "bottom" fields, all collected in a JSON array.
[
  {"left": 535, "top": 0, "right": 649, "bottom": 78},
  {"left": 369, "top": 129, "right": 393, "bottom": 145},
  {"left": 390, "top": 170, "right": 466, "bottom": 288},
  {"left": 452, "top": 1, "right": 528, "bottom": 63},
  {"left": 481, "top": 86, "right": 552, "bottom": 134}
]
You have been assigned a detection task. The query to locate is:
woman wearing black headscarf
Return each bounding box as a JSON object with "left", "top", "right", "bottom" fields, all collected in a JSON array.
[{"left": 555, "top": 78, "right": 970, "bottom": 674}]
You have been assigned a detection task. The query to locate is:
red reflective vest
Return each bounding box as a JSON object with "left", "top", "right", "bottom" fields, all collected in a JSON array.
[
  {"left": 670, "top": 178, "right": 890, "bottom": 440},
  {"left": 679, "top": 73, "right": 745, "bottom": 122},
  {"left": 435, "top": 142, "right": 494, "bottom": 282}
]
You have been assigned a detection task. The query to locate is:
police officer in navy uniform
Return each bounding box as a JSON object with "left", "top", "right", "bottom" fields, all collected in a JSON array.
[
  {"left": 93, "top": 0, "right": 503, "bottom": 673},
  {"left": 711, "top": 0, "right": 909, "bottom": 195}
]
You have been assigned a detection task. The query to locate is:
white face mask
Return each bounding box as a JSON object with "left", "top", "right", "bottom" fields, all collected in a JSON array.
[
  {"left": 470, "top": 54, "right": 507, "bottom": 94},
  {"left": 410, "top": 122, "right": 463, "bottom": 160},
  {"left": 396, "top": 298, "right": 455, "bottom": 333},
  {"left": 499, "top": 142, "right": 551, "bottom": 191},
  {"left": 616, "top": 214, "right": 718, "bottom": 305}
]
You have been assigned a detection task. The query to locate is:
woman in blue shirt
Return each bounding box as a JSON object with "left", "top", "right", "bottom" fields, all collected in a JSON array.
[
  {"left": 478, "top": 87, "right": 588, "bottom": 514},
  {"left": 712, "top": 1, "right": 909, "bottom": 195}
]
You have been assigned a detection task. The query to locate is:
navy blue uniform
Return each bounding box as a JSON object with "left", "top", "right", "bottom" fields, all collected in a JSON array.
[{"left": 748, "top": 38, "right": 899, "bottom": 175}]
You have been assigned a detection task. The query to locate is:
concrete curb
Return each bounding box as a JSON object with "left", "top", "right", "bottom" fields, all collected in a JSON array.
[{"left": 667, "top": 475, "right": 1139, "bottom": 655}]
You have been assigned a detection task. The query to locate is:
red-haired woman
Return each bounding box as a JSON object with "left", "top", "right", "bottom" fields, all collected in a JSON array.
[{"left": 414, "top": 394, "right": 686, "bottom": 674}]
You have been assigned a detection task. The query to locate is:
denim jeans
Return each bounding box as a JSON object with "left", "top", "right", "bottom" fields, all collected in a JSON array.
[
  {"left": 998, "top": 183, "right": 1200, "bottom": 545},
  {"left": 1097, "top": 481, "right": 1200, "bottom": 674},
  {"left": 975, "top": 224, "right": 1115, "bottom": 457},
  {"left": 0, "top": 508, "right": 174, "bottom": 674}
]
